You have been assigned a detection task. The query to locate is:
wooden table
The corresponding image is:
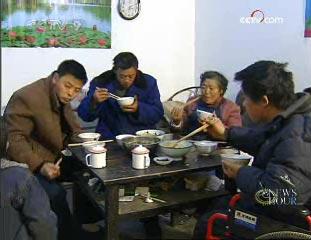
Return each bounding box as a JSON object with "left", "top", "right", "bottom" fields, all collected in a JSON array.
[{"left": 71, "top": 143, "right": 228, "bottom": 240}]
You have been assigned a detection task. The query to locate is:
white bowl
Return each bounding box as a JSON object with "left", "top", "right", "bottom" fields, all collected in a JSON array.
[
  {"left": 153, "top": 157, "right": 174, "bottom": 166},
  {"left": 136, "top": 129, "right": 166, "bottom": 139},
  {"left": 159, "top": 140, "right": 193, "bottom": 159},
  {"left": 78, "top": 132, "right": 101, "bottom": 142},
  {"left": 82, "top": 141, "right": 106, "bottom": 152},
  {"left": 221, "top": 154, "right": 252, "bottom": 166},
  {"left": 115, "top": 134, "right": 135, "bottom": 146},
  {"left": 117, "top": 97, "right": 134, "bottom": 107},
  {"left": 196, "top": 109, "right": 214, "bottom": 121},
  {"left": 194, "top": 141, "right": 218, "bottom": 155}
]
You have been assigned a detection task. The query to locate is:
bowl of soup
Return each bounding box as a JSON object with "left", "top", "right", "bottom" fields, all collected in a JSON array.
[{"left": 159, "top": 140, "right": 193, "bottom": 159}]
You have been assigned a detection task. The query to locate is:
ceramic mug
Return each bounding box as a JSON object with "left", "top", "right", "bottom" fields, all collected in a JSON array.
[
  {"left": 85, "top": 152, "right": 106, "bottom": 168},
  {"left": 132, "top": 153, "right": 150, "bottom": 169}
]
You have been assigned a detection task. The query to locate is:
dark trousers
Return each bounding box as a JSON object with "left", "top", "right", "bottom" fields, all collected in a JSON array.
[{"left": 35, "top": 174, "right": 73, "bottom": 240}]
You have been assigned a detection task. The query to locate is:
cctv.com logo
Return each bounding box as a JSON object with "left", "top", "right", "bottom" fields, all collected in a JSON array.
[{"left": 240, "top": 9, "right": 284, "bottom": 24}]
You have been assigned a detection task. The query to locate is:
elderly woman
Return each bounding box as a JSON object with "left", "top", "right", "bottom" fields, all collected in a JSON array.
[{"left": 170, "top": 71, "right": 242, "bottom": 137}]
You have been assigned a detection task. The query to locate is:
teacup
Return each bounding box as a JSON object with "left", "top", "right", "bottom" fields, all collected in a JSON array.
[
  {"left": 85, "top": 145, "right": 107, "bottom": 168},
  {"left": 132, "top": 145, "right": 150, "bottom": 169}
]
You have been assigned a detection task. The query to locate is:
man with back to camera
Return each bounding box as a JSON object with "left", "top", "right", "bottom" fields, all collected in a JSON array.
[
  {"left": 78, "top": 52, "right": 164, "bottom": 139},
  {"left": 192, "top": 61, "right": 311, "bottom": 239},
  {"left": 4, "top": 60, "right": 101, "bottom": 239}
]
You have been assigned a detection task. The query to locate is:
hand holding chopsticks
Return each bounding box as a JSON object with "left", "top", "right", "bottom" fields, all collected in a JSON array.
[{"left": 95, "top": 87, "right": 120, "bottom": 100}]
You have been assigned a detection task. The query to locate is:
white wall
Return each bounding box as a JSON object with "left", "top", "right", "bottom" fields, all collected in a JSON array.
[
  {"left": 1, "top": 0, "right": 195, "bottom": 107},
  {"left": 2, "top": 0, "right": 310, "bottom": 108},
  {"left": 195, "top": 0, "right": 311, "bottom": 101}
]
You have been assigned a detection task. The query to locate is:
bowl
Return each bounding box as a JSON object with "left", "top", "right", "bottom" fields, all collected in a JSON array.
[
  {"left": 196, "top": 109, "right": 214, "bottom": 121},
  {"left": 78, "top": 132, "right": 101, "bottom": 142},
  {"left": 161, "top": 133, "right": 174, "bottom": 141},
  {"left": 82, "top": 141, "right": 106, "bottom": 153},
  {"left": 153, "top": 157, "right": 174, "bottom": 166},
  {"left": 194, "top": 141, "right": 218, "bottom": 155},
  {"left": 135, "top": 129, "right": 166, "bottom": 139},
  {"left": 158, "top": 140, "right": 193, "bottom": 159},
  {"left": 116, "top": 134, "right": 136, "bottom": 146},
  {"left": 221, "top": 153, "right": 252, "bottom": 167},
  {"left": 117, "top": 97, "right": 135, "bottom": 107},
  {"left": 122, "top": 136, "right": 161, "bottom": 153}
]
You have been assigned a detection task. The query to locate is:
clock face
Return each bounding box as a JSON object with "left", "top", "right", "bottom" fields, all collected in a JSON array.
[{"left": 118, "top": 0, "right": 140, "bottom": 20}]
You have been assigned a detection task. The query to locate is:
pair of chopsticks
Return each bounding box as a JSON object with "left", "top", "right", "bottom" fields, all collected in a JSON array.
[
  {"left": 172, "top": 124, "right": 209, "bottom": 147},
  {"left": 139, "top": 193, "right": 166, "bottom": 203},
  {"left": 183, "top": 96, "right": 201, "bottom": 109},
  {"left": 68, "top": 139, "right": 113, "bottom": 147},
  {"left": 108, "top": 92, "right": 120, "bottom": 100},
  {"left": 96, "top": 87, "right": 121, "bottom": 100}
]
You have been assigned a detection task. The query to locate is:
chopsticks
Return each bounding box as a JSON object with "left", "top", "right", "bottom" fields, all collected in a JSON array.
[
  {"left": 139, "top": 193, "right": 166, "bottom": 203},
  {"left": 172, "top": 124, "right": 209, "bottom": 147},
  {"left": 96, "top": 87, "right": 121, "bottom": 100},
  {"left": 183, "top": 96, "right": 201, "bottom": 109},
  {"left": 68, "top": 140, "right": 114, "bottom": 147},
  {"left": 108, "top": 92, "right": 121, "bottom": 100}
]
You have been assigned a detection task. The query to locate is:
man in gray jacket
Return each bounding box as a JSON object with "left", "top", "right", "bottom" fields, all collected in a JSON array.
[
  {"left": 193, "top": 61, "right": 311, "bottom": 239},
  {"left": 0, "top": 116, "right": 57, "bottom": 240}
]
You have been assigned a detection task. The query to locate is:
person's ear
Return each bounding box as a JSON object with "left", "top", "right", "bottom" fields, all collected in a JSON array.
[
  {"left": 52, "top": 72, "right": 59, "bottom": 84},
  {"left": 261, "top": 95, "right": 270, "bottom": 107}
]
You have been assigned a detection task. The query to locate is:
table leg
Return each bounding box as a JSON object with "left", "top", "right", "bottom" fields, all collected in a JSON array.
[{"left": 105, "top": 185, "right": 119, "bottom": 240}]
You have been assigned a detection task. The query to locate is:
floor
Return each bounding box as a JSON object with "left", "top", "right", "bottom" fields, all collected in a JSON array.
[{"left": 78, "top": 213, "right": 197, "bottom": 240}]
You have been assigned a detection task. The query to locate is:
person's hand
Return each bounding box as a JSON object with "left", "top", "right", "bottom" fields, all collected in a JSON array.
[
  {"left": 40, "top": 162, "right": 60, "bottom": 180},
  {"left": 93, "top": 87, "right": 109, "bottom": 104},
  {"left": 121, "top": 96, "right": 139, "bottom": 113},
  {"left": 201, "top": 117, "right": 227, "bottom": 140},
  {"left": 170, "top": 106, "right": 184, "bottom": 124},
  {"left": 222, "top": 160, "right": 242, "bottom": 179}
]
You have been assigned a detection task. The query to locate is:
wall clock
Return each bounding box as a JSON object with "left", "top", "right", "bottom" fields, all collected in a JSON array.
[{"left": 118, "top": 0, "right": 140, "bottom": 20}]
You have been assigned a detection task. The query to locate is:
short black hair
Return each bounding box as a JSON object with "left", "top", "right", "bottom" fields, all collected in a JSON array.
[
  {"left": 113, "top": 52, "right": 138, "bottom": 70},
  {"left": 200, "top": 71, "right": 228, "bottom": 94},
  {"left": 57, "top": 60, "right": 88, "bottom": 85},
  {"left": 304, "top": 87, "right": 311, "bottom": 94},
  {"left": 0, "top": 116, "right": 7, "bottom": 158},
  {"left": 235, "top": 61, "right": 296, "bottom": 109}
]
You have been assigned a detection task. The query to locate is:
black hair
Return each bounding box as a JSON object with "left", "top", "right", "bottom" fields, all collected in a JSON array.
[
  {"left": 235, "top": 61, "right": 296, "bottom": 109},
  {"left": 56, "top": 60, "right": 88, "bottom": 85},
  {"left": 304, "top": 87, "right": 311, "bottom": 94},
  {"left": 200, "top": 71, "right": 228, "bottom": 94},
  {"left": 113, "top": 52, "right": 138, "bottom": 70},
  {"left": 0, "top": 116, "right": 7, "bottom": 159}
]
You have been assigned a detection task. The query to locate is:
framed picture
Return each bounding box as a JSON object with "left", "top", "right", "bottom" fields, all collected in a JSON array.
[{"left": 1, "top": 0, "right": 111, "bottom": 48}]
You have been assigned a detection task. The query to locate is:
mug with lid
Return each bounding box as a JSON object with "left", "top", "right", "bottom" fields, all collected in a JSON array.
[
  {"left": 85, "top": 145, "right": 107, "bottom": 168},
  {"left": 131, "top": 145, "right": 150, "bottom": 169}
]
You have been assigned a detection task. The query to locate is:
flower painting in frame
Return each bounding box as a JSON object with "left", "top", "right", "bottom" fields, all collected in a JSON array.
[
  {"left": 306, "top": 0, "right": 311, "bottom": 37},
  {"left": 1, "top": 0, "right": 111, "bottom": 48}
]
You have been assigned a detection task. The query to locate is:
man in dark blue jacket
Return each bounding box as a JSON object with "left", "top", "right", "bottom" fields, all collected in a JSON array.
[
  {"left": 78, "top": 52, "right": 164, "bottom": 138},
  {"left": 193, "top": 61, "right": 311, "bottom": 239}
]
